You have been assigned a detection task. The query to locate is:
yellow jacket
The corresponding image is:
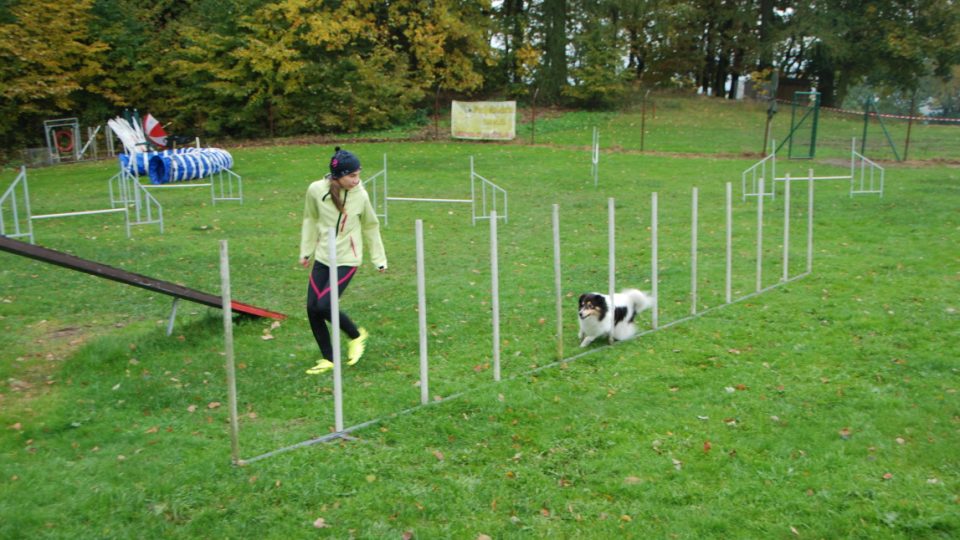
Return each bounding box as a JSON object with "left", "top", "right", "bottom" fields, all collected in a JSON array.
[{"left": 299, "top": 178, "right": 387, "bottom": 269}]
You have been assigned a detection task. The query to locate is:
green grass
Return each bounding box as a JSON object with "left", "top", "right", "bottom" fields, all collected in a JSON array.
[{"left": 1, "top": 96, "right": 958, "bottom": 538}]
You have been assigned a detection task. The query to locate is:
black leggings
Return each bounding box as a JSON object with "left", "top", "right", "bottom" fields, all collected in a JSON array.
[{"left": 306, "top": 263, "right": 360, "bottom": 361}]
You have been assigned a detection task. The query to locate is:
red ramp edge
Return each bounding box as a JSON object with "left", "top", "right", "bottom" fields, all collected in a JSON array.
[{"left": 1, "top": 235, "right": 286, "bottom": 320}]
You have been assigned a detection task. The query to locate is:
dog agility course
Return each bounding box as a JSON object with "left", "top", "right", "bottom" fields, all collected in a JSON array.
[{"left": 222, "top": 171, "right": 818, "bottom": 464}]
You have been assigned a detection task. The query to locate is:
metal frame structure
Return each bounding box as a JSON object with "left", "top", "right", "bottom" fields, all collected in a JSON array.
[
  {"left": 743, "top": 138, "right": 885, "bottom": 200},
  {"left": 363, "top": 154, "right": 508, "bottom": 226},
  {"left": 1, "top": 167, "right": 164, "bottom": 243},
  {"left": 43, "top": 118, "right": 82, "bottom": 163}
]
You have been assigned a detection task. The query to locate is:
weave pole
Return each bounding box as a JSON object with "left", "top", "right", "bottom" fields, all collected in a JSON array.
[
  {"left": 415, "top": 220, "right": 429, "bottom": 405},
  {"left": 690, "top": 187, "right": 698, "bottom": 315},
  {"left": 725, "top": 182, "right": 732, "bottom": 304},
  {"left": 328, "top": 227, "right": 344, "bottom": 432},
  {"left": 807, "top": 170, "right": 815, "bottom": 273},
  {"left": 608, "top": 198, "right": 616, "bottom": 344},
  {"left": 490, "top": 211, "right": 501, "bottom": 381},
  {"left": 782, "top": 174, "right": 791, "bottom": 281},
  {"left": 592, "top": 128, "right": 600, "bottom": 187},
  {"left": 219, "top": 240, "right": 241, "bottom": 465},
  {"left": 756, "top": 179, "right": 764, "bottom": 292},
  {"left": 651, "top": 192, "right": 659, "bottom": 329},
  {"left": 552, "top": 204, "right": 563, "bottom": 360}
]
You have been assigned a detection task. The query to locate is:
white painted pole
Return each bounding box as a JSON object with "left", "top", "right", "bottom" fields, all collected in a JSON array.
[
  {"left": 328, "top": 227, "right": 344, "bottom": 432},
  {"left": 725, "top": 182, "right": 732, "bottom": 304},
  {"left": 756, "top": 178, "right": 764, "bottom": 292},
  {"left": 552, "top": 204, "right": 563, "bottom": 361},
  {"left": 782, "top": 173, "right": 791, "bottom": 281},
  {"left": 416, "top": 220, "right": 429, "bottom": 405},
  {"left": 690, "top": 187, "right": 698, "bottom": 315},
  {"left": 219, "top": 240, "right": 241, "bottom": 465},
  {"left": 608, "top": 198, "right": 616, "bottom": 344},
  {"left": 490, "top": 211, "right": 501, "bottom": 381},
  {"left": 470, "top": 156, "right": 477, "bottom": 226},
  {"left": 651, "top": 192, "right": 659, "bottom": 329},
  {"left": 593, "top": 128, "right": 600, "bottom": 187},
  {"left": 807, "top": 170, "right": 815, "bottom": 274}
]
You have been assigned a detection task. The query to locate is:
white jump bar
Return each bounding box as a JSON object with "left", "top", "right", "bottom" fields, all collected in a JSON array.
[
  {"left": 32, "top": 208, "right": 126, "bottom": 220},
  {"left": 387, "top": 197, "right": 472, "bottom": 203}
]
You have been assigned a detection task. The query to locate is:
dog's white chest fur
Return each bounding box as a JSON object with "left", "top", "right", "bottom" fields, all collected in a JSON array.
[{"left": 577, "top": 289, "right": 653, "bottom": 347}]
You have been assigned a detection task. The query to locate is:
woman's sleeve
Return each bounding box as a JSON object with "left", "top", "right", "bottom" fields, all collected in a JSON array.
[
  {"left": 299, "top": 188, "right": 319, "bottom": 260},
  {"left": 361, "top": 194, "right": 387, "bottom": 269}
]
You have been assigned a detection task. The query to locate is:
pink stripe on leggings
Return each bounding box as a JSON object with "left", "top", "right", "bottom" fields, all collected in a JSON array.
[{"left": 309, "top": 266, "right": 357, "bottom": 300}]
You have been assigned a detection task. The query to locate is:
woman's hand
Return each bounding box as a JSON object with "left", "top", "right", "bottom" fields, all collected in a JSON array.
[{"left": 300, "top": 257, "right": 311, "bottom": 268}]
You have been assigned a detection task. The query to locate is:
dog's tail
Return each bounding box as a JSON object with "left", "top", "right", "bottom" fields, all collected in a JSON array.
[{"left": 621, "top": 288, "right": 654, "bottom": 312}]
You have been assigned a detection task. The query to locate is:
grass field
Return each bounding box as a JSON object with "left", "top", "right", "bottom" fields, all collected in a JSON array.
[{"left": 1, "top": 96, "right": 958, "bottom": 538}]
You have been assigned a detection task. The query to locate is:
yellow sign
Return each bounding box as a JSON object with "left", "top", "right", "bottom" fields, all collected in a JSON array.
[{"left": 451, "top": 101, "right": 516, "bottom": 140}]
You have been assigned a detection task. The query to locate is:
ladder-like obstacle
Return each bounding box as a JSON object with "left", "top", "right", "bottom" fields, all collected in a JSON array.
[
  {"left": 1, "top": 166, "right": 162, "bottom": 243},
  {"left": 363, "top": 155, "right": 507, "bottom": 227},
  {"left": 743, "top": 138, "right": 884, "bottom": 200}
]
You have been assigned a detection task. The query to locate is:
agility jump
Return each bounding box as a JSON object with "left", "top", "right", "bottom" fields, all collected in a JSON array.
[
  {"left": 743, "top": 138, "right": 885, "bottom": 200},
  {"left": 363, "top": 155, "right": 507, "bottom": 226}
]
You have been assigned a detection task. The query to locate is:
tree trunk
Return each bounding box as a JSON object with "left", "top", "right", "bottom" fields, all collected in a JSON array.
[{"left": 541, "top": 0, "right": 567, "bottom": 104}]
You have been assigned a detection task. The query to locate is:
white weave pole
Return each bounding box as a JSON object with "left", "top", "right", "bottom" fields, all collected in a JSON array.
[
  {"left": 592, "top": 128, "right": 600, "bottom": 187},
  {"left": 608, "top": 198, "right": 616, "bottom": 344},
  {"left": 651, "top": 192, "right": 659, "bottom": 329},
  {"left": 328, "top": 227, "right": 344, "bottom": 432},
  {"left": 552, "top": 204, "right": 563, "bottom": 361},
  {"left": 490, "top": 211, "right": 501, "bottom": 381},
  {"left": 755, "top": 179, "right": 764, "bottom": 292},
  {"left": 415, "top": 220, "right": 429, "bottom": 405},
  {"left": 690, "top": 187, "right": 698, "bottom": 315},
  {"left": 782, "top": 173, "right": 791, "bottom": 281},
  {"left": 219, "top": 240, "right": 241, "bottom": 465},
  {"left": 725, "top": 182, "right": 732, "bottom": 304},
  {"left": 807, "top": 169, "right": 815, "bottom": 273}
]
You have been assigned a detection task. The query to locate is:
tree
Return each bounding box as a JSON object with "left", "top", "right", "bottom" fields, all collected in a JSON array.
[{"left": 0, "top": 0, "right": 117, "bottom": 149}]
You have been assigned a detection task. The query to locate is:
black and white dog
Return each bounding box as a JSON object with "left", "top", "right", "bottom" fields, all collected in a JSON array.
[{"left": 577, "top": 289, "right": 654, "bottom": 347}]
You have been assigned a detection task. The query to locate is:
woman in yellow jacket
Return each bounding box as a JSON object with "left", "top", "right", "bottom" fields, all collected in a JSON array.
[{"left": 299, "top": 148, "right": 387, "bottom": 374}]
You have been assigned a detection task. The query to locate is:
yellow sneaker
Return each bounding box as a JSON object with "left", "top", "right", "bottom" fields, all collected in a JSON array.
[
  {"left": 305, "top": 358, "right": 334, "bottom": 375},
  {"left": 347, "top": 327, "right": 369, "bottom": 366}
]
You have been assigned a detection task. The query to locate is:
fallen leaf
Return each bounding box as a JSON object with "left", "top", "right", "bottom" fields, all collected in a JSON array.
[
  {"left": 365, "top": 474, "right": 376, "bottom": 483},
  {"left": 313, "top": 517, "right": 329, "bottom": 529},
  {"left": 477, "top": 534, "right": 492, "bottom": 540},
  {"left": 672, "top": 458, "right": 683, "bottom": 471},
  {"left": 8, "top": 422, "right": 21, "bottom": 430},
  {"left": 145, "top": 426, "right": 159, "bottom": 434},
  {"left": 621, "top": 514, "right": 632, "bottom": 522},
  {"left": 187, "top": 405, "right": 197, "bottom": 413},
  {"left": 838, "top": 428, "right": 851, "bottom": 440},
  {"left": 540, "top": 508, "right": 550, "bottom": 517},
  {"left": 260, "top": 334, "right": 274, "bottom": 341},
  {"left": 270, "top": 321, "right": 281, "bottom": 330},
  {"left": 703, "top": 441, "right": 712, "bottom": 453},
  {"left": 790, "top": 525, "right": 800, "bottom": 536},
  {"left": 895, "top": 437, "right": 905, "bottom": 445},
  {"left": 624, "top": 476, "right": 642, "bottom": 484},
  {"left": 882, "top": 472, "right": 893, "bottom": 480},
  {"left": 207, "top": 402, "right": 221, "bottom": 409},
  {"left": 432, "top": 450, "right": 444, "bottom": 461}
]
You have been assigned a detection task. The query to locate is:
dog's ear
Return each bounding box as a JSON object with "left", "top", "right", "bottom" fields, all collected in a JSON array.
[{"left": 578, "top": 293, "right": 588, "bottom": 306}]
